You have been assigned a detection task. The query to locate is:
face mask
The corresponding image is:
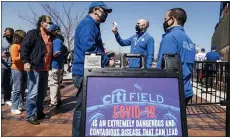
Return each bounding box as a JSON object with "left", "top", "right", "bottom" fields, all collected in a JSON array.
[
  {"left": 163, "top": 18, "right": 174, "bottom": 32},
  {"left": 135, "top": 25, "right": 141, "bottom": 32},
  {"left": 98, "top": 12, "right": 108, "bottom": 23},
  {"left": 5, "top": 35, "right": 13, "bottom": 43},
  {"left": 46, "top": 24, "right": 52, "bottom": 32}
]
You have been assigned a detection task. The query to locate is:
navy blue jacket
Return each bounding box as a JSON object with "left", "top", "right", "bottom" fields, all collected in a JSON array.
[
  {"left": 21, "top": 29, "right": 48, "bottom": 70},
  {"left": 115, "top": 32, "right": 154, "bottom": 68},
  {"left": 72, "top": 15, "right": 109, "bottom": 76},
  {"left": 157, "top": 26, "right": 196, "bottom": 98}
]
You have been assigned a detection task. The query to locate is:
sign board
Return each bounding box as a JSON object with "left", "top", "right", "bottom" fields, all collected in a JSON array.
[
  {"left": 84, "top": 53, "right": 102, "bottom": 68},
  {"left": 81, "top": 68, "right": 188, "bottom": 137}
]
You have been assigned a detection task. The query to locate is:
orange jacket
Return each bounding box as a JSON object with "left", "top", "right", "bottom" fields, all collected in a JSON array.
[
  {"left": 10, "top": 44, "right": 24, "bottom": 70},
  {"left": 35, "top": 28, "right": 52, "bottom": 71}
]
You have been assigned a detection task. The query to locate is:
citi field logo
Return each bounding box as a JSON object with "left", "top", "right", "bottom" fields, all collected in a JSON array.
[{"left": 102, "top": 84, "right": 164, "bottom": 105}]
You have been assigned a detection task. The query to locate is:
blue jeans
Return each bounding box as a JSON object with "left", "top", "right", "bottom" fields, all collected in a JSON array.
[
  {"left": 11, "top": 69, "right": 27, "bottom": 110},
  {"left": 26, "top": 70, "right": 48, "bottom": 119},
  {"left": 72, "top": 75, "right": 83, "bottom": 137}
]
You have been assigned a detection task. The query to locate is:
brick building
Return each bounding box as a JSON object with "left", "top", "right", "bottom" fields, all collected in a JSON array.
[{"left": 211, "top": 2, "right": 230, "bottom": 61}]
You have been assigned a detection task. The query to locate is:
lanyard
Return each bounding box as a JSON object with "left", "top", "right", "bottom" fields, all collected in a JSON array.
[{"left": 135, "top": 32, "right": 147, "bottom": 46}]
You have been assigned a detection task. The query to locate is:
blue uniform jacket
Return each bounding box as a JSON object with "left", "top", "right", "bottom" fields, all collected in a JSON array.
[
  {"left": 72, "top": 15, "right": 109, "bottom": 76},
  {"left": 205, "top": 51, "right": 221, "bottom": 61},
  {"left": 115, "top": 32, "right": 154, "bottom": 68},
  {"left": 156, "top": 26, "right": 196, "bottom": 98}
]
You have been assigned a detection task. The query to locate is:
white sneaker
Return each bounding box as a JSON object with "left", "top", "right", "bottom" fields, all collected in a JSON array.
[
  {"left": 11, "top": 109, "right": 22, "bottom": 115},
  {"left": 18, "top": 107, "right": 25, "bottom": 111},
  {"left": 5, "top": 101, "right": 12, "bottom": 107}
]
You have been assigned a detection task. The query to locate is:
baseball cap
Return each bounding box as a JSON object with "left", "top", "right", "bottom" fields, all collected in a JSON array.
[
  {"left": 211, "top": 46, "right": 216, "bottom": 50},
  {"left": 50, "top": 24, "right": 60, "bottom": 32},
  {"left": 89, "top": 2, "right": 112, "bottom": 13}
]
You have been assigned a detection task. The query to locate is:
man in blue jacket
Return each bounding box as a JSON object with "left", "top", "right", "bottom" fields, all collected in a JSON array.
[
  {"left": 157, "top": 8, "right": 196, "bottom": 106},
  {"left": 112, "top": 19, "right": 154, "bottom": 68},
  {"left": 49, "top": 24, "right": 64, "bottom": 107},
  {"left": 204, "top": 46, "right": 221, "bottom": 88},
  {"left": 72, "top": 2, "right": 114, "bottom": 136},
  {"left": 205, "top": 46, "right": 221, "bottom": 62}
]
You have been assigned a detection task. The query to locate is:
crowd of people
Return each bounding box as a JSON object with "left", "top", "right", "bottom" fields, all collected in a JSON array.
[
  {"left": 1, "top": 16, "right": 73, "bottom": 124},
  {"left": 195, "top": 47, "right": 221, "bottom": 62},
  {"left": 1, "top": 1, "right": 223, "bottom": 137},
  {"left": 195, "top": 47, "right": 222, "bottom": 87}
]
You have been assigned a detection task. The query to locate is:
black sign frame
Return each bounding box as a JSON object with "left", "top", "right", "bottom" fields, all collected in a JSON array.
[{"left": 80, "top": 68, "right": 188, "bottom": 137}]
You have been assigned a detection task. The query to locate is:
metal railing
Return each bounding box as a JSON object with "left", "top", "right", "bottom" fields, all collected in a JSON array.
[
  {"left": 190, "top": 61, "right": 230, "bottom": 136},
  {"left": 189, "top": 61, "right": 230, "bottom": 105}
]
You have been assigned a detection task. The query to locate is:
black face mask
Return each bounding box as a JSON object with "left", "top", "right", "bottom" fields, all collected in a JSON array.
[
  {"left": 135, "top": 25, "right": 141, "bottom": 32},
  {"left": 163, "top": 18, "right": 174, "bottom": 32},
  {"left": 97, "top": 11, "right": 108, "bottom": 23},
  {"left": 5, "top": 35, "right": 13, "bottom": 43}
]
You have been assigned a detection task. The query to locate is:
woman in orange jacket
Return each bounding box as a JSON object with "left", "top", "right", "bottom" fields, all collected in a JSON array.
[{"left": 10, "top": 30, "right": 27, "bottom": 115}]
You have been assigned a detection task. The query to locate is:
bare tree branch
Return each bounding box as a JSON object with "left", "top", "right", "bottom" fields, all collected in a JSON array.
[
  {"left": 28, "top": 3, "right": 39, "bottom": 19},
  {"left": 17, "top": 11, "right": 36, "bottom": 25}
]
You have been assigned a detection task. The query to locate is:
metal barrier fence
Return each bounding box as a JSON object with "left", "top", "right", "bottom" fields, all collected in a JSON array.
[
  {"left": 189, "top": 61, "right": 230, "bottom": 105},
  {"left": 190, "top": 61, "right": 230, "bottom": 137}
]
